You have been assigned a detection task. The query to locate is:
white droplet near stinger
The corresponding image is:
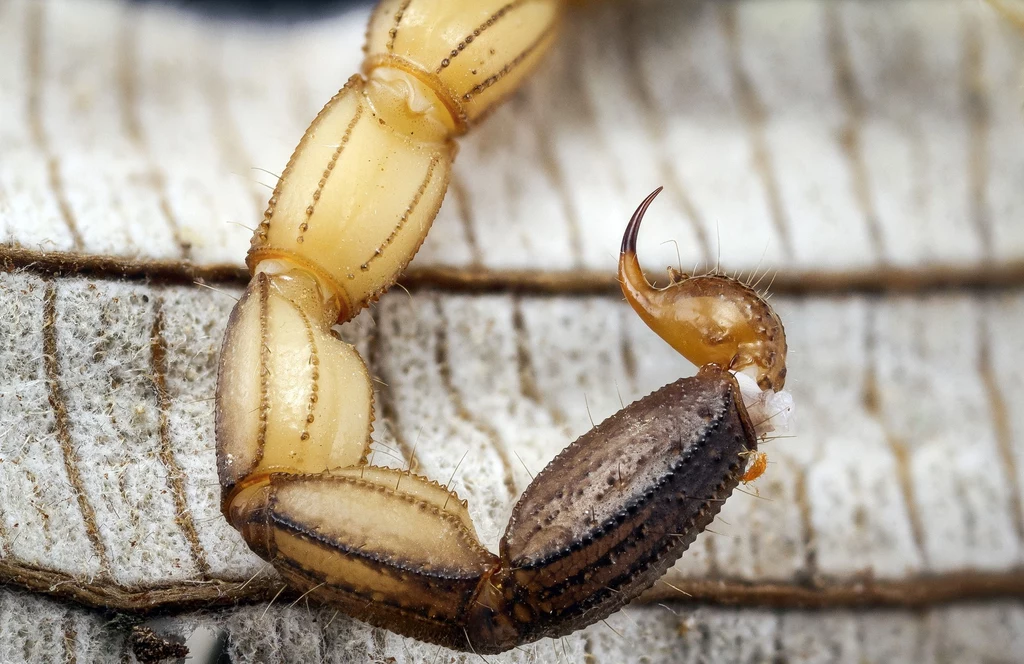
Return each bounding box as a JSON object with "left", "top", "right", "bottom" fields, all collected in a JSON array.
[{"left": 732, "top": 370, "right": 794, "bottom": 438}]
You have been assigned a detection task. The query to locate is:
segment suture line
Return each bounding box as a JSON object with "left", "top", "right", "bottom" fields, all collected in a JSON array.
[
  {"left": 292, "top": 302, "right": 321, "bottom": 444},
  {"left": 363, "top": 155, "right": 440, "bottom": 271},
  {"left": 256, "top": 275, "right": 271, "bottom": 467},
  {"left": 462, "top": 21, "right": 559, "bottom": 102},
  {"left": 386, "top": 0, "right": 413, "bottom": 53},
  {"left": 300, "top": 104, "right": 364, "bottom": 244},
  {"left": 436, "top": 0, "right": 530, "bottom": 73}
]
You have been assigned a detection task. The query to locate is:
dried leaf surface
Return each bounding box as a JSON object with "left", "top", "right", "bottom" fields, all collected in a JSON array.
[
  {"left": 2, "top": 273, "right": 1023, "bottom": 610},
  {"left": 1, "top": 0, "right": 1022, "bottom": 287},
  {"left": 3, "top": 586, "right": 1023, "bottom": 663}
]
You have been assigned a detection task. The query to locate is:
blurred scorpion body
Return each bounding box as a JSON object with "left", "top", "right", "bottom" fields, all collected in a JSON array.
[{"left": 215, "top": 0, "right": 790, "bottom": 654}]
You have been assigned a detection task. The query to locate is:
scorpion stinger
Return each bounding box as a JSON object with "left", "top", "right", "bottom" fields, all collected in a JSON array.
[
  {"left": 216, "top": 0, "right": 790, "bottom": 654},
  {"left": 619, "top": 187, "right": 788, "bottom": 392}
]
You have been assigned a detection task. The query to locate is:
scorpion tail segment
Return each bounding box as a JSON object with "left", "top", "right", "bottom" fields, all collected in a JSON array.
[
  {"left": 496, "top": 368, "right": 757, "bottom": 645},
  {"left": 618, "top": 191, "right": 788, "bottom": 392},
  {"left": 363, "top": 0, "right": 564, "bottom": 130},
  {"left": 215, "top": 271, "right": 373, "bottom": 507},
  {"left": 231, "top": 469, "right": 501, "bottom": 651},
  {"left": 246, "top": 75, "right": 454, "bottom": 324}
]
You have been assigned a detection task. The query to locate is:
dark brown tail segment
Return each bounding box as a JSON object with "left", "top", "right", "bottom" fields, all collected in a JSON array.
[
  {"left": 234, "top": 370, "right": 757, "bottom": 655},
  {"left": 465, "top": 367, "right": 758, "bottom": 653}
]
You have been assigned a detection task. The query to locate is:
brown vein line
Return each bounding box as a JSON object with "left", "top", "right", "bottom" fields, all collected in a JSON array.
[
  {"left": 621, "top": 3, "right": 712, "bottom": 269},
  {"left": 912, "top": 608, "right": 931, "bottom": 663},
  {"left": 435, "top": 0, "right": 529, "bottom": 73},
  {"left": 643, "top": 572, "right": 1024, "bottom": 609},
  {"left": 771, "top": 614, "right": 786, "bottom": 664},
  {"left": 963, "top": 14, "right": 993, "bottom": 258},
  {"left": 510, "top": 297, "right": 568, "bottom": 431},
  {"left": 116, "top": 12, "right": 143, "bottom": 148},
  {"left": 202, "top": 48, "right": 264, "bottom": 214},
  {"left": 0, "top": 506, "right": 9, "bottom": 557},
  {"left": 791, "top": 464, "right": 818, "bottom": 584},
  {"left": 719, "top": 6, "right": 794, "bottom": 260},
  {"left": 149, "top": 300, "right": 212, "bottom": 578},
  {"left": 300, "top": 104, "right": 364, "bottom": 243},
  {"left": 25, "top": 3, "right": 83, "bottom": 251},
  {"left": 697, "top": 611, "right": 713, "bottom": 658},
  {"left": 8, "top": 246, "right": 1024, "bottom": 295},
  {"left": 862, "top": 305, "right": 929, "bottom": 568},
  {"left": 433, "top": 297, "right": 518, "bottom": 499},
  {"left": 366, "top": 307, "right": 416, "bottom": 468},
  {"left": 978, "top": 310, "right": 1024, "bottom": 543},
  {"left": 0, "top": 432, "right": 10, "bottom": 555},
  {"left": 117, "top": 12, "right": 192, "bottom": 262},
  {"left": 462, "top": 21, "right": 558, "bottom": 101},
  {"left": 510, "top": 297, "right": 544, "bottom": 406},
  {"left": 565, "top": 22, "right": 626, "bottom": 197},
  {"left": 363, "top": 155, "right": 439, "bottom": 271},
  {"left": 530, "top": 108, "right": 585, "bottom": 269},
  {"left": 6, "top": 552, "right": 1024, "bottom": 614},
  {"left": 385, "top": 0, "right": 413, "bottom": 53},
  {"left": 617, "top": 308, "right": 638, "bottom": 391},
  {"left": 852, "top": 611, "right": 867, "bottom": 661},
  {"left": 449, "top": 173, "right": 484, "bottom": 267},
  {"left": 42, "top": 283, "right": 111, "bottom": 574},
  {"left": 703, "top": 526, "right": 722, "bottom": 579},
  {"left": 825, "top": 5, "right": 887, "bottom": 264},
  {"left": 62, "top": 612, "right": 77, "bottom": 664}
]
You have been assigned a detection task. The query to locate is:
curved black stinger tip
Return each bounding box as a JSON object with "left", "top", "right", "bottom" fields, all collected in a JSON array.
[{"left": 620, "top": 186, "right": 664, "bottom": 255}]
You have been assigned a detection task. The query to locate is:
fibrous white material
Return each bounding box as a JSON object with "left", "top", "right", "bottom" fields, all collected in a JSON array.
[{"left": 733, "top": 370, "right": 795, "bottom": 438}]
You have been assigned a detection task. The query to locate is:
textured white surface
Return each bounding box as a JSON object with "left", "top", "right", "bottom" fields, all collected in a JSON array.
[
  {"left": 1, "top": 586, "right": 1021, "bottom": 663},
  {"left": 2, "top": 272, "right": 1024, "bottom": 596}
]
